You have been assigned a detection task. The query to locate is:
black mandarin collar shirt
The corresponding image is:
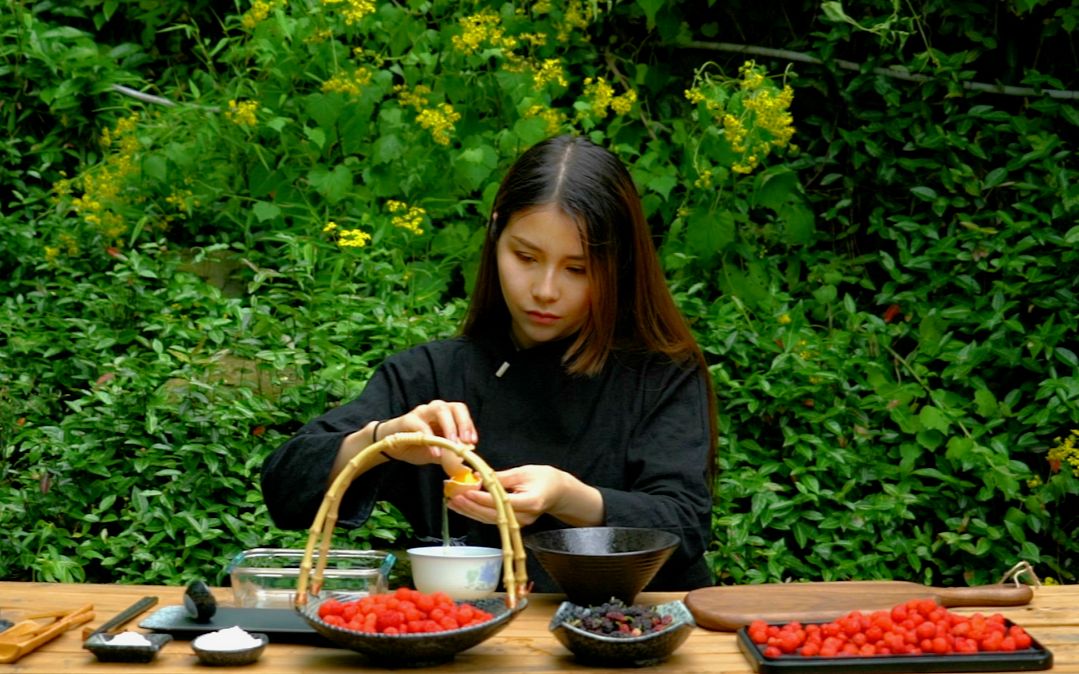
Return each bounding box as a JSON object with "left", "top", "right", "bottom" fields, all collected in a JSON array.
[{"left": 261, "top": 333, "right": 713, "bottom": 592}]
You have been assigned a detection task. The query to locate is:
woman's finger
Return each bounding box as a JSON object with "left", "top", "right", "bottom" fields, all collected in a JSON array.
[{"left": 448, "top": 402, "right": 477, "bottom": 445}]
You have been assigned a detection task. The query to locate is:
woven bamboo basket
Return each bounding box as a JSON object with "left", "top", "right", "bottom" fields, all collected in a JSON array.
[{"left": 294, "top": 432, "right": 530, "bottom": 609}]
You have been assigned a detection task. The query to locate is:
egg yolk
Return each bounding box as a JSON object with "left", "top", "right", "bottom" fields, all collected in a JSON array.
[{"left": 443, "top": 469, "right": 480, "bottom": 498}]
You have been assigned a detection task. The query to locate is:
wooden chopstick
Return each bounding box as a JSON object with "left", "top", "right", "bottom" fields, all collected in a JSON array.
[
  {"left": 0, "top": 603, "right": 94, "bottom": 664},
  {"left": 81, "top": 595, "right": 158, "bottom": 640}
]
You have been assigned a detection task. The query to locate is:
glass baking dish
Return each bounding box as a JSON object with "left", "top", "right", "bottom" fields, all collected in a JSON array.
[{"left": 227, "top": 548, "right": 394, "bottom": 608}]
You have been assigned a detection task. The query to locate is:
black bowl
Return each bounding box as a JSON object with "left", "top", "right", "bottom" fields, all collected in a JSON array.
[
  {"left": 297, "top": 595, "right": 526, "bottom": 667},
  {"left": 549, "top": 599, "right": 695, "bottom": 667},
  {"left": 524, "top": 527, "right": 679, "bottom": 605},
  {"left": 191, "top": 631, "right": 268, "bottom": 666}
]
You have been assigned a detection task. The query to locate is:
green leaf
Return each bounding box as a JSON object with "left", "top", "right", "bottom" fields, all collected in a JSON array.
[
  {"left": 982, "top": 168, "right": 1007, "bottom": 189},
  {"left": 918, "top": 405, "right": 951, "bottom": 433},
  {"left": 945, "top": 436, "right": 974, "bottom": 465},
  {"left": 372, "top": 134, "right": 403, "bottom": 165},
  {"left": 755, "top": 168, "right": 799, "bottom": 211},
  {"left": 308, "top": 165, "right": 353, "bottom": 204},
  {"left": 779, "top": 202, "right": 816, "bottom": 245},
  {"left": 910, "top": 186, "right": 938, "bottom": 201},
  {"left": 252, "top": 201, "right": 281, "bottom": 223},
  {"left": 452, "top": 145, "right": 499, "bottom": 192},
  {"left": 646, "top": 172, "right": 678, "bottom": 201},
  {"left": 304, "top": 126, "right": 327, "bottom": 150},
  {"left": 511, "top": 117, "right": 549, "bottom": 147},
  {"left": 636, "top": 0, "right": 665, "bottom": 29},
  {"left": 1055, "top": 347, "right": 1078, "bottom": 367},
  {"left": 142, "top": 155, "right": 167, "bottom": 183},
  {"left": 686, "top": 208, "right": 735, "bottom": 259},
  {"left": 974, "top": 389, "right": 998, "bottom": 417},
  {"left": 305, "top": 93, "right": 344, "bottom": 132}
]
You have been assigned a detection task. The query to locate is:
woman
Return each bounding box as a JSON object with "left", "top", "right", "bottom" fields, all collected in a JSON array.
[{"left": 261, "top": 135, "right": 718, "bottom": 591}]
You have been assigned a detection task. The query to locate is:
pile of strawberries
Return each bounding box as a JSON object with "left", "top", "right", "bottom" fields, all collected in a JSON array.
[
  {"left": 747, "top": 598, "right": 1034, "bottom": 658},
  {"left": 317, "top": 587, "right": 494, "bottom": 635}
]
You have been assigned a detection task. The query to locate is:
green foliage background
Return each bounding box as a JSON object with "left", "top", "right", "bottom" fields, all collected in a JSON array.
[{"left": 1, "top": 0, "right": 1076, "bottom": 588}]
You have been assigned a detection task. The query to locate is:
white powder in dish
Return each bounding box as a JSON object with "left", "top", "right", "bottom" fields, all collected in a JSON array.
[
  {"left": 194, "top": 625, "right": 263, "bottom": 651},
  {"left": 107, "top": 631, "right": 152, "bottom": 647}
]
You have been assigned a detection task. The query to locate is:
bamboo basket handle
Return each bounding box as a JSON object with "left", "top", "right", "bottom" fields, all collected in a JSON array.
[{"left": 294, "top": 432, "right": 529, "bottom": 609}]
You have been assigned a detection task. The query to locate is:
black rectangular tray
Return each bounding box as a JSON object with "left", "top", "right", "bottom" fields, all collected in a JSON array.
[
  {"left": 139, "top": 605, "right": 334, "bottom": 646},
  {"left": 736, "top": 620, "right": 1053, "bottom": 673}
]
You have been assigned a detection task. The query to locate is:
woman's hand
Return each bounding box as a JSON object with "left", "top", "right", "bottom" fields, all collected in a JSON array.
[
  {"left": 446, "top": 464, "right": 604, "bottom": 527},
  {"left": 333, "top": 400, "right": 476, "bottom": 481}
]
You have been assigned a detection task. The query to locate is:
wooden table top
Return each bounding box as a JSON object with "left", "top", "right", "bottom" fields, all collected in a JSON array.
[{"left": 1, "top": 581, "right": 1076, "bottom": 673}]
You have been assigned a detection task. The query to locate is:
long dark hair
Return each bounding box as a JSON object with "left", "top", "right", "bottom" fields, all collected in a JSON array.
[{"left": 461, "top": 135, "right": 718, "bottom": 475}]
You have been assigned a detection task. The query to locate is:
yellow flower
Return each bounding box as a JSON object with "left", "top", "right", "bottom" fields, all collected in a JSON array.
[
  {"left": 68, "top": 112, "right": 141, "bottom": 237},
  {"left": 555, "top": 0, "right": 591, "bottom": 41},
  {"left": 395, "top": 84, "right": 431, "bottom": 110},
  {"left": 242, "top": 0, "right": 274, "bottom": 30},
  {"left": 323, "top": 221, "right": 338, "bottom": 233},
  {"left": 322, "top": 0, "right": 376, "bottom": 26},
  {"left": 452, "top": 9, "right": 515, "bottom": 55},
  {"left": 685, "top": 87, "right": 706, "bottom": 105},
  {"left": 1047, "top": 430, "right": 1079, "bottom": 477},
  {"left": 386, "top": 200, "right": 426, "bottom": 235},
  {"left": 778, "top": 313, "right": 792, "bottom": 325},
  {"left": 322, "top": 67, "right": 373, "bottom": 96},
  {"left": 415, "top": 103, "right": 461, "bottom": 146},
  {"left": 338, "top": 228, "right": 372, "bottom": 247},
  {"left": 524, "top": 104, "right": 566, "bottom": 135},
  {"left": 580, "top": 77, "right": 614, "bottom": 119},
  {"left": 226, "top": 100, "right": 260, "bottom": 126},
  {"left": 533, "top": 58, "right": 568, "bottom": 89},
  {"left": 610, "top": 89, "right": 637, "bottom": 116}
]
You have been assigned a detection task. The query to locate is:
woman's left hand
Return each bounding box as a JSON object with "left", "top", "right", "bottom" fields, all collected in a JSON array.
[{"left": 446, "top": 465, "right": 604, "bottom": 527}]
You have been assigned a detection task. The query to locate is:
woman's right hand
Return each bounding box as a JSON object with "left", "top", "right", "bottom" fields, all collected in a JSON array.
[{"left": 334, "top": 400, "right": 476, "bottom": 481}]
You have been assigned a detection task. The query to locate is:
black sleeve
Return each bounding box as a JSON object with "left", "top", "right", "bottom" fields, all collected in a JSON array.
[
  {"left": 259, "top": 348, "right": 437, "bottom": 531},
  {"left": 596, "top": 362, "right": 714, "bottom": 589}
]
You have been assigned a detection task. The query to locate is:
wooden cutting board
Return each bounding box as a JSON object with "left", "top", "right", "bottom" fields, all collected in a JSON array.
[{"left": 684, "top": 581, "right": 1033, "bottom": 631}]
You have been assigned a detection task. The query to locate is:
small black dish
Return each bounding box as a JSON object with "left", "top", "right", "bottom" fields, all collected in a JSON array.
[
  {"left": 83, "top": 632, "right": 172, "bottom": 663},
  {"left": 184, "top": 580, "right": 218, "bottom": 623},
  {"left": 549, "top": 599, "right": 695, "bottom": 667},
  {"left": 191, "top": 631, "right": 268, "bottom": 666}
]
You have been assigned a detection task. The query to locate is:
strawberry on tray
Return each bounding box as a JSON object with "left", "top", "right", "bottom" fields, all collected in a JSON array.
[{"left": 736, "top": 598, "right": 1053, "bottom": 673}]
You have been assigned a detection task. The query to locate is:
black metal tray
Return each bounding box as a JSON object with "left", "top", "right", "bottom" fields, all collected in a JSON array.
[
  {"left": 736, "top": 621, "right": 1053, "bottom": 673},
  {"left": 139, "top": 605, "right": 333, "bottom": 646}
]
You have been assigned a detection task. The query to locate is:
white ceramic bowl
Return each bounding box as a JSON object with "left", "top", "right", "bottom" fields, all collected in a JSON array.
[{"left": 407, "top": 546, "right": 502, "bottom": 600}]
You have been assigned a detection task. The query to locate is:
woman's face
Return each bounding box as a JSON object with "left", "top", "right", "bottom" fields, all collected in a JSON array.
[{"left": 496, "top": 204, "right": 591, "bottom": 349}]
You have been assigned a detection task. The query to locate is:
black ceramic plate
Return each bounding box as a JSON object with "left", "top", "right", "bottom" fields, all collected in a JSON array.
[
  {"left": 140, "top": 605, "right": 331, "bottom": 646},
  {"left": 83, "top": 632, "right": 172, "bottom": 663},
  {"left": 736, "top": 620, "right": 1053, "bottom": 673}
]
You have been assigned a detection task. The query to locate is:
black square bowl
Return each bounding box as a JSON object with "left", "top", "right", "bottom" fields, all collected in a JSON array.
[{"left": 83, "top": 632, "right": 172, "bottom": 663}]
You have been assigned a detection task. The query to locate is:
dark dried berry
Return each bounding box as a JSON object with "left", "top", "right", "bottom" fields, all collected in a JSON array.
[{"left": 566, "top": 598, "right": 672, "bottom": 638}]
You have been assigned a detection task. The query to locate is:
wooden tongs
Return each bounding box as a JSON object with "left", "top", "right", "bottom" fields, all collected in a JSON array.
[{"left": 0, "top": 603, "right": 94, "bottom": 663}]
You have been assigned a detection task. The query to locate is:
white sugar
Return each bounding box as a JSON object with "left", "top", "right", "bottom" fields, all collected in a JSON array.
[
  {"left": 107, "top": 631, "right": 152, "bottom": 647},
  {"left": 194, "top": 625, "right": 263, "bottom": 651}
]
